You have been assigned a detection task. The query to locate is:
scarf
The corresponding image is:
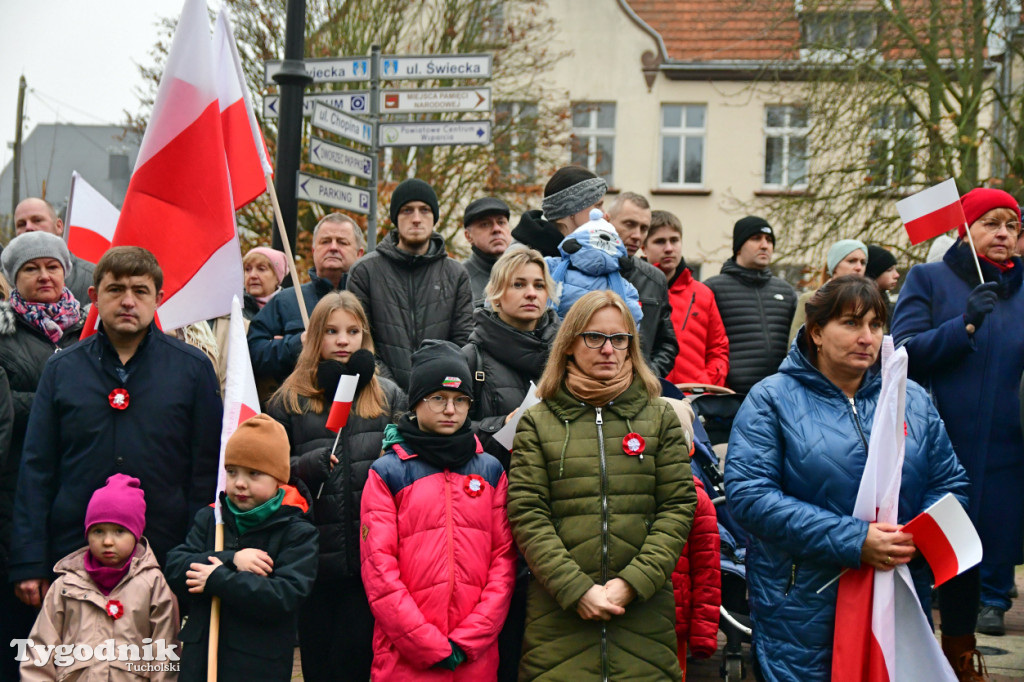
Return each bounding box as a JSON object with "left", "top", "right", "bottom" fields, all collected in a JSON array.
[
  {"left": 254, "top": 288, "right": 279, "bottom": 309},
  {"left": 978, "top": 253, "right": 1015, "bottom": 273},
  {"left": 394, "top": 413, "right": 477, "bottom": 470},
  {"left": 9, "top": 287, "right": 81, "bottom": 343},
  {"left": 227, "top": 488, "right": 285, "bottom": 536},
  {"left": 565, "top": 357, "right": 634, "bottom": 406},
  {"left": 84, "top": 544, "right": 138, "bottom": 596}
]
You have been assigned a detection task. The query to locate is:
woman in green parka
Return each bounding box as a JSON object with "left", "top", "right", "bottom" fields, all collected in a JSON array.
[{"left": 508, "top": 290, "right": 697, "bottom": 682}]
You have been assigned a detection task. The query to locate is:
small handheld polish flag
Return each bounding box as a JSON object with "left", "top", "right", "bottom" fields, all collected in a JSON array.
[
  {"left": 896, "top": 179, "right": 965, "bottom": 245},
  {"left": 326, "top": 375, "right": 360, "bottom": 433},
  {"left": 902, "top": 492, "right": 982, "bottom": 587}
]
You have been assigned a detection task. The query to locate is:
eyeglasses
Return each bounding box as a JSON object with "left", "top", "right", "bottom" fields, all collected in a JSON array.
[
  {"left": 421, "top": 395, "right": 473, "bottom": 412},
  {"left": 578, "top": 332, "right": 633, "bottom": 350},
  {"left": 978, "top": 219, "right": 1022, "bottom": 236}
]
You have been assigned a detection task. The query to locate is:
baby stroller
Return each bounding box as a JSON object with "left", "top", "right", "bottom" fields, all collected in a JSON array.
[{"left": 686, "top": 387, "right": 752, "bottom": 681}]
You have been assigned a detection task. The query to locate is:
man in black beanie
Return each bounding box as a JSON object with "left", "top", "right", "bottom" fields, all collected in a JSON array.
[
  {"left": 704, "top": 216, "right": 796, "bottom": 394},
  {"left": 347, "top": 178, "right": 473, "bottom": 391}
]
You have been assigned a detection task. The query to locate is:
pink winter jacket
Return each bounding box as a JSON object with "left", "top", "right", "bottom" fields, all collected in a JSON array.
[{"left": 360, "top": 437, "right": 517, "bottom": 681}]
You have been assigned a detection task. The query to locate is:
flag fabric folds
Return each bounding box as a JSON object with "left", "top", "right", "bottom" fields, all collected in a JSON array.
[
  {"left": 896, "top": 179, "right": 966, "bottom": 245},
  {"left": 65, "top": 171, "right": 119, "bottom": 264},
  {"left": 326, "top": 375, "right": 360, "bottom": 433},
  {"left": 903, "top": 493, "right": 983, "bottom": 588}
]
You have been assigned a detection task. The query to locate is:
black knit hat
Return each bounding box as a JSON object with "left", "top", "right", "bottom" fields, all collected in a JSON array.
[
  {"left": 865, "top": 245, "right": 898, "bottom": 280},
  {"left": 732, "top": 216, "right": 775, "bottom": 256},
  {"left": 408, "top": 339, "right": 474, "bottom": 406},
  {"left": 389, "top": 178, "right": 439, "bottom": 225}
]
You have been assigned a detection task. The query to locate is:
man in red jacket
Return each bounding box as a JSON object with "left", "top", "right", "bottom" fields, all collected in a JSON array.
[{"left": 644, "top": 211, "right": 729, "bottom": 387}]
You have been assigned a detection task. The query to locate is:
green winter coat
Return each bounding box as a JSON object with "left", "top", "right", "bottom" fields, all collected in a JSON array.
[{"left": 508, "top": 378, "right": 696, "bottom": 682}]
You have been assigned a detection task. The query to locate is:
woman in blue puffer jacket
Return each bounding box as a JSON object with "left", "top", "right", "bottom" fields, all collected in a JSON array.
[{"left": 724, "top": 276, "right": 969, "bottom": 681}]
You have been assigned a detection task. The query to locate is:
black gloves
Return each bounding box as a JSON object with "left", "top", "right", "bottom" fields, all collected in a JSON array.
[{"left": 964, "top": 281, "right": 999, "bottom": 332}]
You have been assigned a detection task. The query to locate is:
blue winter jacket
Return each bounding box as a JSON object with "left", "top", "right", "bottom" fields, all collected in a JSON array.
[
  {"left": 724, "top": 336, "right": 969, "bottom": 682},
  {"left": 892, "top": 241, "right": 1024, "bottom": 565}
]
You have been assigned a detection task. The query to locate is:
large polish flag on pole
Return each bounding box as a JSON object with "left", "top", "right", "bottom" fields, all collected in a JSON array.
[
  {"left": 213, "top": 8, "right": 273, "bottom": 210},
  {"left": 64, "top": 171, "right": 119, "bottom": 264},
  {"left": 831, "top": 338, "right": 957, "bottom": 682},
  {"left": 896, "top": 178, "right": 966, "bottom": 245}
]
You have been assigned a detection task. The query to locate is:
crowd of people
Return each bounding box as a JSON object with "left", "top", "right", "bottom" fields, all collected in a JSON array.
[{"left": 0, "top": 171, "right": 1020, "bottom": 682}]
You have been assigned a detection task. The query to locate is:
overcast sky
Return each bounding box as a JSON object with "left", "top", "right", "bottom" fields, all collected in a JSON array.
[{"left": 0, "top": 0, "right": 221, "bottom": 171}]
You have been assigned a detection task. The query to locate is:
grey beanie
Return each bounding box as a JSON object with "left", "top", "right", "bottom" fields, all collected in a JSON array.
[
  {"left": 826, "top": 239, "right": 868, "bottom": 276},
  {"left": 542, "top": 177, "right": 608, "bottom": 221},
  {"left": 2, "top": 231, "right": 72, "bottom": 283}
]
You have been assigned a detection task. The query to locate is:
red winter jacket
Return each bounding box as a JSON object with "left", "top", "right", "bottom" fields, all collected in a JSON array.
[
  {"left": 665, "top": 266, "right": 730, "bottom": 386},
  {"left": 673, "top": 476, "right": 721, "bottom": 664},
  {"left": 360, "top": 435, "right": 517, "bottom": 681}
]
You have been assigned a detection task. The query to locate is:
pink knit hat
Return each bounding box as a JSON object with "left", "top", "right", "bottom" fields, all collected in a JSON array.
[
  {"left": 244, "top": 247, "right": 288, "bottom": 287},
  {"left": 959, "top": 188, "right": 1021, "bottom": 238},
  {"left": 85, "top": 474, "right": 146, "bottom": 540}
]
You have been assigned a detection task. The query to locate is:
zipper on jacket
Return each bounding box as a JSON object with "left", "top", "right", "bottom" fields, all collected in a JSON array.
[
  {"left": 679, "top": 292, "right": 696, "bottom": 333},
  {"left": 848, "top": 397, "right": 869, "bottom": 453},
  {"left": 444, "top": 471, "right": 456, "bottom": 605},
  {"left": 596, "top": 406, "right": 610, "bottom": 682},
  {"left": 785, "top": 563, "right": 798, "bottom": 595}
]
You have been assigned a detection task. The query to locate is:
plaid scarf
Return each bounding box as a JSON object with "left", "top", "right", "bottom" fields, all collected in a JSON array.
[{"left": 9, "top": 287, "right": 81, "bottom": 343}]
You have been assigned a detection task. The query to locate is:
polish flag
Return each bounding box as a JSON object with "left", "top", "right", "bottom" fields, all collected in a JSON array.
[
  {"left": 326, "top": 375, "right": 360, "bottom": 432},
  {"left": 214, "top": 295, "right": 261, "bottom": 524},
  {"left": 896, "top": 178, "right": 966, "bottom": 245},
  {"left": 213, "top": 8, "right": 273, "bottom": 209},
  {"left": 831, "top": 338, "right": 957, "bottom": 682},
  {"left": 902, "top": 493, "right": 982, "bottom": 587},
  {"left": 107, "top": 0, "right": 242, "bottom": 332},
  {"left": 65, "top": 171, "right": 118, "bottom": 264}
]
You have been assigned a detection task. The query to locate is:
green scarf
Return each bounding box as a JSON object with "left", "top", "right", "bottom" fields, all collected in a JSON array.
[{"left": 226, "top": 488, "right": 285, "bottom": 536}]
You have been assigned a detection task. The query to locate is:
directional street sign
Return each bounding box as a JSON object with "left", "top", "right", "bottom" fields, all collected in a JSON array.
[
  {"left": 378, "top": 120, "right": 492, "bottom": 147},
  {"left": 263, "top": 91, "right": 369, "bottom": 119},
  {"left": 265, "top": 57, "right": 370, "bottom": 85},
  {"left": 379, "top": 54, "right": 492, "bottom": 81},
  {"left": 309, "top": 137, "right": 374, "bottom": 180},
  {"left": 296, "top": 172, "right": 370, "bottom": 214},
  {"left": 380, "top": 87, "right": 491, "bottom": 114},
  {"left": 311, "top": 102, "right": 373, "bottom": 147}
]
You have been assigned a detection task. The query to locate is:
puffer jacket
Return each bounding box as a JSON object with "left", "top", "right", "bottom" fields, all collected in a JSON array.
[
  {"left": 360, "top": 431, "right": 517, "bottom": 681},
  {"left": 622, "top": 255, "right": 679, "bottom": 378},
  {"left": 268, "top": 377, "right": 406, "bottom": 579},
  {"left": 665, "top": 263, "right": 728, "bottom": 386},
  {"left": 508, "top": 378, "right": 697, "bottom": 682},
  {"left": 21, "top": 539, "right": 179, "bottom": 682},
  {"left": 704, "top": 258, "right": 796, "bottom": 394},
  {"left": 462, "top": 307, "right": 559, "bottom": 469},
  {"left": 724, "top": 335, "right": 970, "bottom": 682},
  {"left": 463, "top": 248, "right": 496, "bottom": 307},
  {"left": 347, "top": 231, "right": 474, "bottom": 391},
  {"left": 0, "top": 302, "right": 85, "bottom": 576},
  {"left": 893, "top": 241, "right": 1024, "bottom": 565},
  {"left": 672, "top": 477, "right": 720, "bottom": 664}
]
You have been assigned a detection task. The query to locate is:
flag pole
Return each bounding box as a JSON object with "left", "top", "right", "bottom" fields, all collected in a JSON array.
[
  {"left": 265, "top": 172, "right": 309, "bottom": 328},
  {"left": 961, "top": 221, "right": 987, "bottom": 335},
  {"left": 207, "top": 523, "right": 224, "bottom": 682},
  {"left": 316, "top": 428, "right": 343, "bottom": 499}
]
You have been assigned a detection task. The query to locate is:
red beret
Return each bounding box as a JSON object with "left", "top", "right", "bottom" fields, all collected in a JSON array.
[{"left": 959, "top": 188, "right": 1021, "bottom": 237}]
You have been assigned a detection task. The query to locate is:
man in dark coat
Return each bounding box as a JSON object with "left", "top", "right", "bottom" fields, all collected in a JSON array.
[
  {"left": 347, "top": 178, "right": 474, "bottom": 391},
  {"left": 462, "top": 197, "right": 511, "bottom": 306},
  {"left": 8, "top": 247, "right": 222, "bottom": 612},
  {"left": 13, "top": 198, "right": 95, "bottom": 303},
  {"left": 248, "top": 213, "right": 365, "bottom": 384},
  {"left": 608, "top": 192, "right": 679, "bottom": 377},
  {"left": 705, "top": 216, "right": 797, "bottom": 394}
]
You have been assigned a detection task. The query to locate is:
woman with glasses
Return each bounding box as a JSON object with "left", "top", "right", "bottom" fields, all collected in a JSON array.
[
  {"left": 268, "top": 291, "right": 406, "bottom": 682},
  {"left": 892, "top": 187, "right": 1024, "bottom": 675},
  {"left": 508, "top": 291, "right": 696, "bottom": 681},
  {"left": 360, "top": 339, "right": 516, "bottom": 681}
]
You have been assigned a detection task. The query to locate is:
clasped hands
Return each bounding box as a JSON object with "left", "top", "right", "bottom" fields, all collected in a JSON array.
[
  {"left": 186, "top": 548, "right": 275, "bottom": 593},
  {"left": 576, "top": 578, "right": 636, "bottom": 621},
  {"left": 860, "top": 522, "right": 916, "bottom": 572}
]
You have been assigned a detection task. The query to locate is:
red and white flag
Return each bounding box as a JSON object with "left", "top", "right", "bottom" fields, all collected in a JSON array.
[
  {"left": 831, "top": 338, "right": 956, "bottom": 682},
  {"left": 896, "top": 178, "right": 966, "bottom": 245},
  {"left": 65, "top": 171, "right": 119, "bottom": 264},
  {"left": 326, "top": 374, "right": 360, "bottom": 433},
  {"left": 214, "top": 295, "right": 261, "bottom": 524},
  {"left": 213, "top": 8, "right": 272, "bottom": 209},
  {"left": 903, "top": 493, "right": 982, "bottom": 587}
]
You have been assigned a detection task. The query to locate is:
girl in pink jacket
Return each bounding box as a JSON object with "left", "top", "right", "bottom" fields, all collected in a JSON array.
[{"left": 360, "top": 339, "right": 517, "bottom": 681}]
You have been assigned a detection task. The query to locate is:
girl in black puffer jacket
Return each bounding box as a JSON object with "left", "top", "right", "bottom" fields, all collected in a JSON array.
[{"left": 268, "top": 291, "right": 406, "bottom": 682}]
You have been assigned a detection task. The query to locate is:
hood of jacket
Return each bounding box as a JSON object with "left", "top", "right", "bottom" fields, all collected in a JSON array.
[
  {"left": 53, "top": 537, "right": 162, "bottom": 585},
  {"left": 719, "top": 257, "right": 774, "bottom": 288},
  {"left": 779, "top": 328, "right": 882, "bottom": 401},
  {"left": 512, "top": 209, "right": 564, "bottom": 258},
  {"left": 375, "top": 229, "right": 450, "bottom": 268},
  {"left": 468, "top": 307, "right": 560, "bottom": 376}
]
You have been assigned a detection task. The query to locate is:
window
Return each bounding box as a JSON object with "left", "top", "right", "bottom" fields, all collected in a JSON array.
[
  {"left": 571, "top": 102, "right": 616, "bottom": 185},
  {"left": 800, "top": 11, "right": 882, "bottom": 52},
  {"left": 867, "top": 106, "right": 914, "bottom": 187},
  {"left": 764, "top": 105, "right": 809, "bottom": 188},
  {"left": 494, "top": 101, "right": 538, "bottom": 183},
  {"left": 660, "top": 104, "right": 706, "bottom": 187}
]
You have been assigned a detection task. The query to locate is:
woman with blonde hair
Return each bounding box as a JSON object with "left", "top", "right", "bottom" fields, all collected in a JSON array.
[
  {"left": 508, "top": 290, "right": 696, "bottom": 681},
  {"left": 268, "top": 290, "right": 406, "bottom": 682}
]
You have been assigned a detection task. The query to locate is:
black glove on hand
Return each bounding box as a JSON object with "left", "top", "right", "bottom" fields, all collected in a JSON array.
[{"left": 964, "top": 281, "right": 999, "bottom": 332}]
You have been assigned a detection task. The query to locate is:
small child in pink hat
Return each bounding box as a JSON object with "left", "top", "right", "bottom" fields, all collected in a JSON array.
[{"left": 20, "top": 474, "right": 180, "bottom": 681}]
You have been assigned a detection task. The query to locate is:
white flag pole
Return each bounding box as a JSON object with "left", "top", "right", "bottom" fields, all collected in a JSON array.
[{"left": 961, "top": 222, "right": 987, "bottom": 335}]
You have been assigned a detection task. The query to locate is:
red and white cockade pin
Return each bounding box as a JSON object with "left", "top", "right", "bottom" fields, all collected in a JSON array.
[
  {"left": 464, "top": 474, "right": 485, "bottom": 498},
  {"left": 623, "top": 433, "right": 645, "bottom": 461},
  {"left": 105, "top": 599, "right": 124, "bottom": 620},
  {"left": 108, "top": 388, "right": 130, "bottom": 411}
]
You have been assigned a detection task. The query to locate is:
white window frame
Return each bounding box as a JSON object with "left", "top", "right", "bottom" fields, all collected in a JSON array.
[
  {"left": 867, "top": 105, "right": 915, "bottom": 188},
  {"left": 570, "top": 102, "right": 616, "bottom": 186},
  {"left": 659, "top": 104, "right": 707, "bottom": 188},
  {"left": 495, "top": 101, "right": 538, "bottom": 183},
  {"left": 763, "top": 104, "right": 809, "bottom": 189}
]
